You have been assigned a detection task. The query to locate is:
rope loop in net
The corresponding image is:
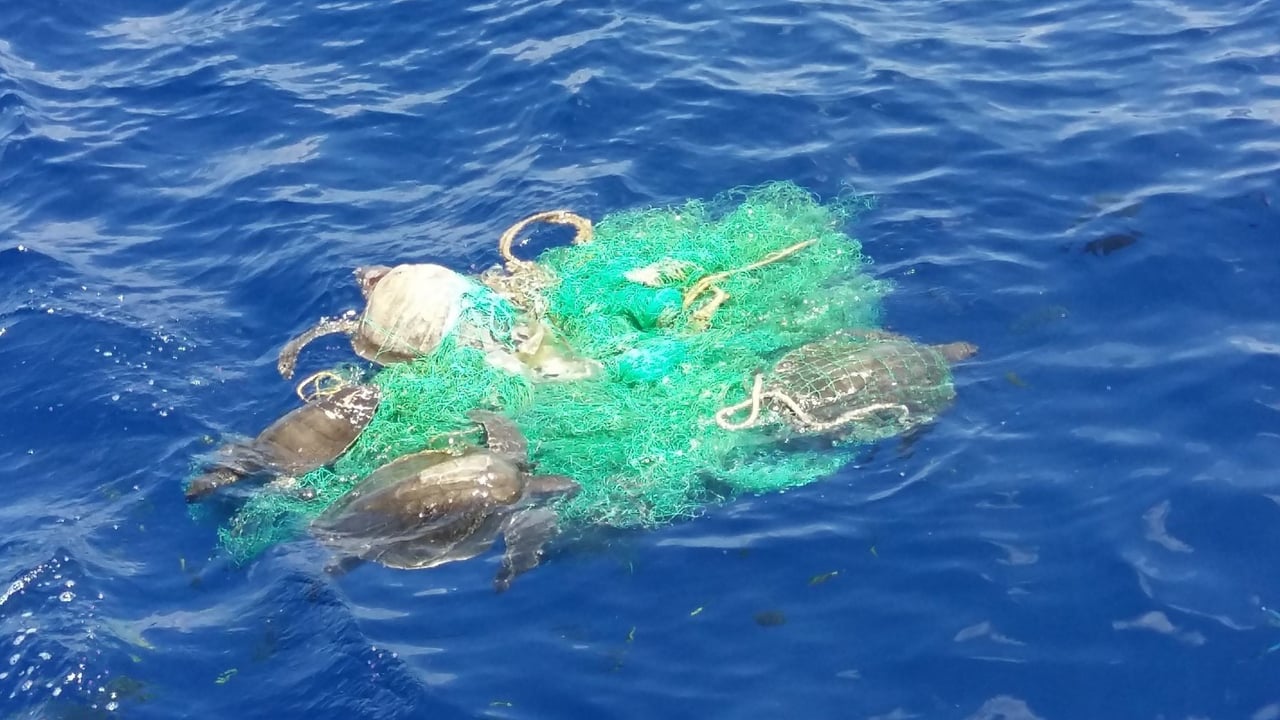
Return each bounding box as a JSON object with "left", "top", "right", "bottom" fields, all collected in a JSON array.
[
  {"left": 715, "top": 372, "right": 913, "bottom": 435},
  {"left": 682, "top": 237, "right": 819, "bottom": 330},
  {"left": 498, "top": 210, "right": 594, "bottom": 270},
  {"left": 295, "top": 370, "right": 351, "bottom": 403}
]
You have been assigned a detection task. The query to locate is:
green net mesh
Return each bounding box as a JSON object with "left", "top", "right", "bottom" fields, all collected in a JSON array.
[{"left": 213, "top": 181, "right": 901, "bottom": 563}]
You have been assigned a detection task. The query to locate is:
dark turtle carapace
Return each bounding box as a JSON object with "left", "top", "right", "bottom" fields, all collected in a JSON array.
[
  {"left": 717, "top": 329, "right": 977, "bottom": 435},
  {"left": 184, "top": 384, "right": 380, "bottom": 502},
  {"left": 277, "top": 263, "right": 479, "bottom": 380},
  {"left": 310, "top": 409, "right": 579, "bottom": 592}
]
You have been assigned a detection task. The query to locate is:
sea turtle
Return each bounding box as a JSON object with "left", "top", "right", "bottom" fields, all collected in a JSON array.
[
  {"left": 184, "top": 384, "right": 381, "bottom": 502},
  {"left": 277, "top": 263, "right": 499, "bottom": 380},
  {"left": 715, "top": 329, "right": 977, "bottom": 436},
  {"left": 278, "top": 262, "right": 600, "bottom": 382},
  {"left": 310, "top": 409, "right": 580, "bottom": 592}
]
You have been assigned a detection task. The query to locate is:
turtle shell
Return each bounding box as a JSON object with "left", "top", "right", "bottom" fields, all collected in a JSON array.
[
  {"left": 184, "top": 384, "right": 380, "bottom": 502},
  {"left": 769, "top": 336, "right": 956, "bottom": 430},
  {"left": 254, "top": 385, "right": 381, "bottom": 473},
  {"left": 351, "top": 264, "right": 485, "bottom": 364},
  {"left": 311, "top": 450, "right": 527, "bottom": 570}
]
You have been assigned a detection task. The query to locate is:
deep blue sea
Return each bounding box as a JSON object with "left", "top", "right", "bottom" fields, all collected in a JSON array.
[{"left": 2, "top": 0, "right": 1279, "bottom": 718}]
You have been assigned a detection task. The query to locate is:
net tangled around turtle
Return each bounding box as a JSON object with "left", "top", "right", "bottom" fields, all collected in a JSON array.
[
  {"left": 216, "top": 181, "right": 905, "bottom": 563},
  {"left": 715, "top": 332, "right": 959, "bottom": 435}
]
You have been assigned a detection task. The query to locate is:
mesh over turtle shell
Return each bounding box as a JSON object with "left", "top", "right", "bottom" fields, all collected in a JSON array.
[
  {"left": 772, "top": 336, "right": 955, "bottom": 428},
  {"left": 715, "top": 332, "right": 959, "bottom": 436}
]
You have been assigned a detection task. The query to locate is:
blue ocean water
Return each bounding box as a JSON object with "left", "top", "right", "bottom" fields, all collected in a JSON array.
[{"left": 2, "top": 0, "right": 1279, "bottom": 717}]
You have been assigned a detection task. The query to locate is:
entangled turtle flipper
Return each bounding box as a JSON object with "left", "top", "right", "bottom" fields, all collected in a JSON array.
[
  {"left": 184, "top": 467, "right": 242, "bottom": 503},
  {"left": 277, "top": 316, "right": 361, "bottom": 380},
  {"left": 494, "top": 500, "right": 568, "bottom": 593}
]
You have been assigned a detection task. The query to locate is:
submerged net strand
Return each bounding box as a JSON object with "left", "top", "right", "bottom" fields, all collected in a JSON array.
[{"left": 215, "top": 181, "right": 914, "bottom": 562}]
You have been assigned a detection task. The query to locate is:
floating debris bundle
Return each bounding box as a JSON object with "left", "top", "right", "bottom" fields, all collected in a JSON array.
[{"left": 197, "top": 182, "right": 968, "bottom": 564}]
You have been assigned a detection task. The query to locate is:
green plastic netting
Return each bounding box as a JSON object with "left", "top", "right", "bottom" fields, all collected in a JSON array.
[{"left": 215, "top": 181, "right": 901, "bottom": 563}]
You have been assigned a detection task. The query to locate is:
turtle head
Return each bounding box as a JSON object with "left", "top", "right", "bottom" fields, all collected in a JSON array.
[
  {"left": 937, "top": 341, "right": 978, "bottom": 362},
  {"left": 353, "top": 265, "right": 394, "bottom": 298}
]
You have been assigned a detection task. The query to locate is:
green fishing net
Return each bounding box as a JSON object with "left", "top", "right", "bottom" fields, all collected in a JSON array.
[{"left": 215, "top": 181, "right": 900, "bottom": 563}]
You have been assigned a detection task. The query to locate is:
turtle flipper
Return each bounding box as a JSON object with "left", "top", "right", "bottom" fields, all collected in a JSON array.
[
  {"left": 467, "top": 410, "right": 529, "bottom": 463},
  {"left": 524, "top": 474, "right": 580, "bottom": 498},
  {"left": 277, "top": 316, "right": 362, "bottom": 379},
  {"left": 323, "top": 554, "right": 364, "bottom": 577},
  {"left": 895, "top": 422, "right": 936, "bottom": 459},
  {"left": 185, "top": 466, "right": 244, "bottom": 503},
  {"left": 494, "top": 506, "right": 561, "bottom": 593}
]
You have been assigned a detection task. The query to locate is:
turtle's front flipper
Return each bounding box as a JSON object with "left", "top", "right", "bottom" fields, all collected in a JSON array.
[
  {"left": 185, "top": 466, "right": 244, "bottom": 503},
  {"left": 323, "top": 554, "right": 364, "bottom": 578},
  {"left": 494, "top": 506, "right": 560, "bottom": 593},
  {"left": 277, "top": 316, "right": 361, "bottom": 379},
  {"left": 895, "top": 422, "right": 936, "bottom": 459}
]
